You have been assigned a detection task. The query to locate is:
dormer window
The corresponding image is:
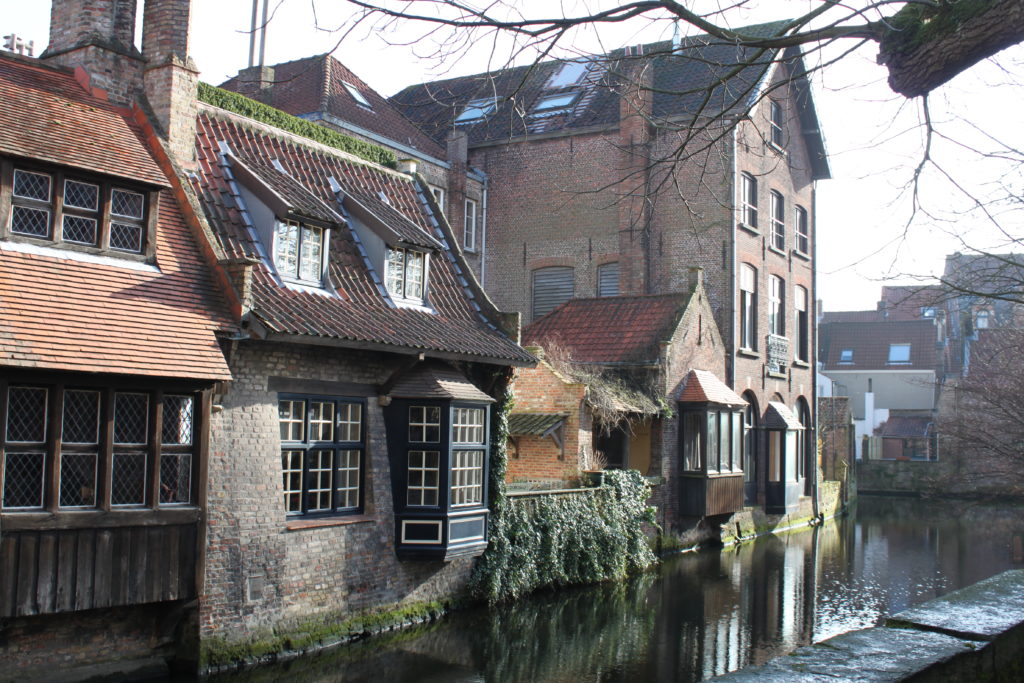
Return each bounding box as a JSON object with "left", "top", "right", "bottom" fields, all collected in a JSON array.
[
  {"left": 342, "top": 81, "right": 372, "bottom": 109},
  {"left": 5, "top": 164, "right": 152, "bottom": 257},
  {"left": 454, "top": 98, "right": 496, "bottom": 124},
  {"left": 386, "top": 246, "right": 426, "bottom": 302},
  {"left": 274, "top": 219, "right": 325, "bottom": 283}
]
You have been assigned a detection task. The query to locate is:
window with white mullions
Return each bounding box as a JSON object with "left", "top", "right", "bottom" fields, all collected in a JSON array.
[
  {"left": 740, "top": 264, "right": 758, "bottom": 350},
  {"left": 770, "top": 191, "right": 785, "bottom": 251},
  {"left": 740, "top": 173, "right": 758, "bottom": 229},
  {"left": 464, "top": 198, "right": 477, "bottom": 252},
  {"left": 274, "top": 219, "right": 324, "bottom": 284},
  {"left": 794, "top": 205, "right": 809, "bottom": 254},
  {"left": 277, "top": 395, "right": 365, "bottom": 516},
  {"left": 769, "top": 275, "right": 785, "bottom": 336},
  {"left": 769, "top": 100, "right": 785, "bottom": 147},
  {"left": 386, "top": 246, "right": 427, "bottom": 303},
  {"left": 1, "top": 384, "right": 199, "bottom": 511},
  {"left": 795, "top": 286, "right": 809, "bottom": 362},
  {"left": 451, "top": 450, "right": 483, "bottom": 506},
  {"left": 407, "top": 450, "right": 440, "bottom": 506}
]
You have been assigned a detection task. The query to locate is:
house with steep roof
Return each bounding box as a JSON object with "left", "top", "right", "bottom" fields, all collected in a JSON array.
[
  {"left": 1, "top": 0, "right": 533, "bottom": 677},
  {"left": 510, "top": 270, "right": 756, "bottom": 529},
  {"left": 0, "top": 2, "right": 237, "bottom": 678},
  {"left": 393, "top": 24, "right": 828, "bottom": 513}
]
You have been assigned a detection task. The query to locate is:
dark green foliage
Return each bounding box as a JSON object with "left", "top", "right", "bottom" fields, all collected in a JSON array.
[
  {"left": 196, "top": 82, "right": 397, "bottom": 168},
  {"left": 472, "top": 469, "right": 658, "bottom": 603}
]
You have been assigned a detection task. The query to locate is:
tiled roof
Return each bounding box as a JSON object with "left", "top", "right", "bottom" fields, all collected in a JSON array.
[
  {"left": 764, "top": 402, "right": 804, "bottom": 430},
  {"left": 193, "top": 105, "right": 532, "bottom": 365},
  {"left": 879, "top": 416, "right": 932, "bottom": 438},
  {"left": 880, "top": 286, "right": 946, "bottom": 321},
  {"left": 821, "top": 320, "right": 938, "bottom": 371},
  {"left": 0, "top": 56, "right": 232, "bottom": 381},
  {"left": 679, "top": 369, "right": 747, "bottom": 406},
  {"left": 220, "top": 55, "right": 447, "bottom": 161},
  {"left": 387, "top": 362, "right": 494, "bottom": 402},
  {"left": 0, "top": 54, "right": 166, "bottom": 187},
  {"left": 820, "top": 310, "right": 884, "bottom": 324},
  {"left": 507, "top": 413, "right": 566, "bottom": 437},
  {"left": 229, "top": 151, "right": 344, "bottom": 225},
  {"left": 522, "top": 293, "right": 688, "bottom": 364}
]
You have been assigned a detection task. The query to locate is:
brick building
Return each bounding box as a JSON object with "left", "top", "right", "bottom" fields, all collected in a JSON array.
[
  {"left": 0, "top": 1, "right": 235, "bottom": 678},
  {"left": 394, "top": 26, "right": 829, "bottom": 513}
]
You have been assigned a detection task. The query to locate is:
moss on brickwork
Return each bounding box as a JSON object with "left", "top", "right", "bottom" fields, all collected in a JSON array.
[
  {"left": 199, "top": 599, "right": 456, "bottom": 673},
  {"left": 196, "top": 82, "right": 397, "bottom": 169}
]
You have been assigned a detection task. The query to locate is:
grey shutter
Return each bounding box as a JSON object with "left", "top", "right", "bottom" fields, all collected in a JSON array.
[
  {"left": 532, "top": 267, "right": 574, "bottom": 319},
  {"left": 597, "top": 262, "right": 619, "bottom": 297}
]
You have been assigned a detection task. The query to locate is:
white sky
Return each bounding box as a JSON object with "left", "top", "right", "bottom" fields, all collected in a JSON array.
[{"left": 2, "top": 1, "right": 1021, "bottom": 312}]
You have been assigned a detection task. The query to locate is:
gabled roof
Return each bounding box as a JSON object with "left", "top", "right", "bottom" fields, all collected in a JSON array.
[
  {"left": 220, "top": 54, "right": 447, "bottom": 161},
  {"left": 522, "top": 293, "right": 689, "bottom": 364},
  {"left": 0, "top": 54, "right": 233, "bottom": 381},
  {"left": 228, "top": 151, "right": 345, "bottom": 225},
  {"left": 0, "top": 54, "right": 166, "bottom": 186},
  {"left": 821, "top": 319, "right": 938, "bottom": 371},
  {"left": 392, "top": 22, "right": 829, "bottom": 178},
  {"left": 679, "top": 369, "right": 746, "bottom": 407},
  {"left": 193, "top": 104, "right": 532, "bottom": 366}
]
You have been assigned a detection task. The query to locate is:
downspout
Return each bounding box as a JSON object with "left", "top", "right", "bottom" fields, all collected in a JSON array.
[{"left": 811, "top": 181, "right": 820, "bottom": 520}]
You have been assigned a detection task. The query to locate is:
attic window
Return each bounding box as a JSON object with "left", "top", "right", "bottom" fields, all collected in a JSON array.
[
  {"left": 454, "top": 98, "right": 496, "bottom": 124},
  {"left": 532, "top": 92, "right": 579, "bottom": 114},
  {"left": 343, "top": 81, "right": 372, "bottom": 109},
  {"left": 888, "top": 343, "right": 911, "bottom": 364},
  {"left": 274, "top": 219, "right": 325, "bottom": 284},
  {"left": 838, "top": 349, "right": 853, "bottom": 364},
  {"left": 5, "top": 164, "right": 152, "bottom": 258},
  {"left": 386, "top": 246, "right": 427, "bottom": 303},
  {"left": 546, "top": 60, "right": 588, "bottom": 89}
]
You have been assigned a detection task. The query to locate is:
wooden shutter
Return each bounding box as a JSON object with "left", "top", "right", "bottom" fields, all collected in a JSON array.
[
  {"left": 532, "top": 267, "right": 573, "bottom": 319},
  {"left": 597, "top": 262, "right": 619, "bottom": 297}
]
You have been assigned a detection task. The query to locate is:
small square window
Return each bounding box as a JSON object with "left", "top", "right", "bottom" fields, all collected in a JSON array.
[
  {"left": 888, "top": 343, "right": 911, "bottom": 364},
  {"left": 839, "top": 349, "right": 853, "bottom": 363}
]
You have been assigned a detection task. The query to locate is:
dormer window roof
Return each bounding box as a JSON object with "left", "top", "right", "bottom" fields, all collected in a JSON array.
[
  {"left": 454, "top": 98, "right": 496, "bottom": 124},
  {"left": 546, "top": 60, "right": 589, "bottom": 89},
  {"left": 343, "top": 81, "right": 372, "bottom": 109}
]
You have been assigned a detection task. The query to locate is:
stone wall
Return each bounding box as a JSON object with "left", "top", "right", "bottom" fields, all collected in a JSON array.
[{"left": 202, "top": 341, "right": 480, "bottom": 660}]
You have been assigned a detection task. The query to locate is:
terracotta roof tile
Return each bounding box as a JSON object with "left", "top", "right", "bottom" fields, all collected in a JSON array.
[
  {"left": 679, "top": 369, "right": 746, "bottom": 406},
  {"left": 523, "top": 294, "right": 687, "bottom": 364},
  {"left": 0, "top": 54, "right": 166, "bottom": 186},
  {"left": 193, "top": 106, "right": 531, "bottom": 366}
]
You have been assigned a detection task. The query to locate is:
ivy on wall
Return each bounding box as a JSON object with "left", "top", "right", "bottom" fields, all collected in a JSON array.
[{"left": 197, "top": 83, "right": 397, "bottom": 169}]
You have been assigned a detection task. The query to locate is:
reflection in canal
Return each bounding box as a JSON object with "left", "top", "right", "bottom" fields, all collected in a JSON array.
[{"left": 215, "top": 496, "right": 1024, "bottom": 682}]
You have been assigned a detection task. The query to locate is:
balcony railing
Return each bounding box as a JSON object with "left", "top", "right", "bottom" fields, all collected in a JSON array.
[{"left": 766, "top": 334, "right": 789, "bottom": 374}]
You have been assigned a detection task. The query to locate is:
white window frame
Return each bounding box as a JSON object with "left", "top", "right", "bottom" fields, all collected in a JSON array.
[
  {"left": 386, "top": 246, "right": 428, "bottom": 304},
  {"left": 740, "top": 173, "right": 758, "bottom": 229},
  {"left": 429, "top": 185, "right": 445, "bottom": 214},
  {"left": 769, "top": 275, "right": 785, "bottom": 336},
  {"left": 794, "top": 205, "right": 809, "bottom": 254},
  {"left": 274, "top": 219, "right": 326, "bottom": 284},
  {"left": 740, "top": 264, "right": 757, "bottom": 350},
  {"left": 769, "top": 100, "right": 784, "bottom": 147},
  {"left": 888, "top": 343, "right": 911, "bottom": 364},
  {"left": 464, "top": 198, "right": 477, "bottom": 252},
  {"left": 770, "top": 191, "right": 785, "bottom": 251}
]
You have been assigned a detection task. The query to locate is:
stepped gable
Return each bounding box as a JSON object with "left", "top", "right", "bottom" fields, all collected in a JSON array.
[
  {"left": 193, "top": 105, "right": 532, "bottom": 365},
  {"left": 0, "top": 53, "right": 232, "bottom": 380},
  {"left": 523, "top": 293, "right": 688, "bottom": 364}
]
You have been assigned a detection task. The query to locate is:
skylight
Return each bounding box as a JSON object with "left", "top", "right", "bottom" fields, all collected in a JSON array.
[
  {"left": 533, "top": 92, "right": 578, "bottom": 113},
  {"left": 343, "top": 81, "right": 372, "bottom": 109},
  {"left": 546, "top": 60, "right": 589, "bottom": 89},
  {"left": 455, "top": 98, "right": 496, "bottom": 124},
  {"left": 839, "top": 349, "right": 853, "bottom": 363}
]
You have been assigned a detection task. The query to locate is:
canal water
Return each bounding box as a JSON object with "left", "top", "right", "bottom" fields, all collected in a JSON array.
[{"left": 215, "top": 495, "right": 1024, "bottom": 682}]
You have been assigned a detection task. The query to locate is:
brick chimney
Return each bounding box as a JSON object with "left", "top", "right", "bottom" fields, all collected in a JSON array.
[
  {"left": 142, "top": 0, "right": 200, "bottom": 169},
  {"left": 41, "top": 0, "right": 144, "bottom": 105}
]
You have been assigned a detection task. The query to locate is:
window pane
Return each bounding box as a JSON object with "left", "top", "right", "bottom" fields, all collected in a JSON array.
[
  {"left": 409, "top": 406, "right": 441, "bottom": 442},
  {"left": 405, "top": 250, "right": 424, "bottom": 300},
  {"left": 306, "top": 449, "right": 333, "bottom": 512},
  {"left": 111, "top": 189, "right": 144, "bottom": 219},
  {"left": 707, "top": 412, "right": 719, "bottom": 473},
  {"left": 111, "top": 452, "right": 147, "bottom": 506},
  {"left": 59, "top": 452, "right": 97, "bottom": 508},
  {"left": 386, "top": 248, "right": 405, "bottom": 297},
  {"left": 162, "top": 395, "right": 194, "bottom": 445},
  {"left": 732, "top": 412, "right": 743, "bottom": 472},
  {"left": 64, "top": 180, "right": 99, "bottom": 210},
  {"left": 7, "top": 386, "right": 48, "bottom": 443},
  {"left": 282, "top": 450, "right": 304, "bottom": 513},
  {"left": 299, "top": 224, "right": 323, "bottom": 282},
  {"left": 338, "top": 402, "right": 362, "bottom": 442},
  {"left": 275, "top": 221, "right": 300, "bottom": 278},
  {"left": 279, "top": 399, "right": 305, "bottom": 441},
  {"left": 2, "top": 452, "right": 45, "bottom": 509},
  {"left": 159, "top": 453, "right": 192, "bottom": 504},
  {"left": 335, "top": 449, "right": 360, "bottom": 510},
  {"left": 62, "top": 215, "right": 98, "bottom": 245},
  {"left": 110, "top": 221, "right": 143, "bottom": 253},
  {"left": 114, "top": 392, "right": 149, "bottom": 445},
  {"left": 13, "top": 169, "right": 51, "bottom": 201},
  {"left": 62, "top": 389, "right": 100, "bottom": 444},
  {"left": 888, "top": 344, "right": 911, "bottom": 363},
  {"left": 408, "top": 450, "right": 440, "bottom": 506},
  {"left": 682, "top": 412, "right": 702, "bottom": 471},
  {"left": 308, "top": 401, "right": 334, "bottom": 442},
  {"left": 451, "top": 449, "right": 484, "bottom": 506},
  {"left": 11, "top": 205, "right": 50, "bottom": 237},
  {"left": 453, "top": 407, "right": 485, "bottom": 444}
]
